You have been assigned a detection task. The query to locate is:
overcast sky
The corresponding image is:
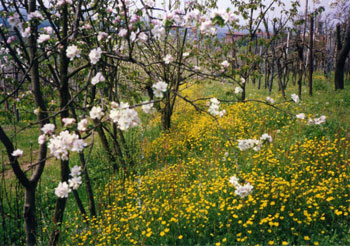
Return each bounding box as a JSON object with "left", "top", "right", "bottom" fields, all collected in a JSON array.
[{"left": 217, "top": 0, "right": 331, "bottom": 12}]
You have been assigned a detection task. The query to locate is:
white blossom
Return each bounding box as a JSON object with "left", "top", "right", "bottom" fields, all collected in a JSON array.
[
  {"left": 41, "top": 123, "right": 55, "bottom": 135},
  {"left": 308, "top": 115, "right": 326, "bottom": 125},
  {"left": 91, "top": 72, "right": 105, "bottom": 85},
  {"left": 89, "top": 47, "right": 102, "bottom": 64},
  {"left": 229, "top": 176, "right": 240, "bottom": 187},
  {"left": 237, "top": 139, "right": 261, "bottom": 151},
  {"left": 235, "top": 87, "right": 243, "bottom": 94},
  {"left": 70, "top": 165, "right": 81, "bottom": 177},
  {"left": 235, "top": 183, "right": 253, "bottom": 198},
  {"left": 260, "top": 133, "right": 272, "bottom": 143},
  {"left": 89, "top": 106, "right": 104, "bottom": 120},
  {"left": 8, "top": 14, "right": 21, "bottom": 28},
  {"left": 152, "top": 81, "right": 168, "bottom": 98},
  {"left": 291, "top": 94, "right": 300, "bottom": 104},
  {"left": 109, "top": 103, "right": 140, "bottom": 131},
  {"left": 54, "top": 182, "right": 71, "bottom": 198},
  {"left": 66, "top": 45, "right": 81, "bottom": 60},
  {"left": 208, "top": 97, "right": 226, "bottom": 118},
  {"left": 48, "top": 131, "right": 86, "bottom": 160},
  {"left": 68, "top": 176, "right": 82, "bottom": 190},
  {"left": 142, "top": 101, "right": 156, "bottom": 114},
  {"left": 296, "top": 113, "right": 306, "bottom": 120},
  {"left": 194, "top": 66, "right": 201, "bottom": 72}
]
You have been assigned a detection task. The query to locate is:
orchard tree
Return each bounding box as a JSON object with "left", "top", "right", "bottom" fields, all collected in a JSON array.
[{"left": 330, "top": 0, "right": 350, "bottom": 89}]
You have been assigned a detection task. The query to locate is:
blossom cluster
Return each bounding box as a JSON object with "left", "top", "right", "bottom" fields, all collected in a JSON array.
[
  {"left": 54, "top": 165, "right": 82, "bottom": 198},
  {"left": 109, "top": 102, "right": 140, "bottom": 131},
  {"left": 237, "top": 133, "right": 272, "bottom": 151},
  {"left": 307, "top": 115, "right": 326, "bottom": 125},
  {"left": 208, "top": 98, "right": 226, "bottom": 117},
  {"left": 229, "top": 176, "right": 254, "bottom": 198},
  {"left": 48, "top": 130, "right": 86, "bottom": 160}
]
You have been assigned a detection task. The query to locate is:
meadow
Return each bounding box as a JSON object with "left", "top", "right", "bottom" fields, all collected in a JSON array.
[
  {"left": 55, "top": 74, "right": 350, "bottom": 245},
  {"left": 1, "top": 73, "right": 350, "bottom": 245}
]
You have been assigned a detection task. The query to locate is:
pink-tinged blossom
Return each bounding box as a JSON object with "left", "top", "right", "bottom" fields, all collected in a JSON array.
[
  {"left": 43, "top": 26, "right": 53, "bottom": 34},
  {"left": 54, "top": 182, "right": 71, "bottom": 198},
  {"left": 21, "top": 27, "right": 31, "bottom": 38},
  {"left": 11, "top": 149, "right": 23, "bottom": 157},
  {"left": 89, "top": 106, "right": 104, "bottom": 120},
  {"left": 138, "top": 32, "right": 148, "bottom": 42},
  {"left": 130, "top": 32, "right": 137, "bottom": 42},
  {"left": 77, "top": 119, "right": 88, "bottom": 132},
  {"left": 62, "top": 118, "right": 76, "bottom": 127},
  {"left": 130, "top": 14, "right": 139, "bottom": 24},
  {"left": 118, "top": 28, "right": 128, "bottom": 37},
  {"left": 97, "top": 32, "right": 108, "bottom": 41},
  {"left": 38, "top": 134, "right": 46, "bottom": 145},
  {"left": 71, "top": 139, "right": 87, "bottom": 152},
  {"left": 221, "top": 60, "right": 229, "bottom": 68},
  {"left": 38, "top": 34, "right": 50, "bottom": 43},
  {"left": 41, "top": 123, "right": 55, "bottom": 135},
  {"left": 194, "top": 66, "right": 201, "bottom": 72},
  {"left": 89, "top": 47, "right": 102, "bottom": 64},
  {"left": 56, "top": 0, "right": 73, "bottom": 7},
  {"left": 266, "top": 97, "right": 274, "bottom": 104},
  {"left": 163, "top": 54, "right": 174, "bottom": 64},
  {"left": 91, "top": 72, "right": 105, "bottom": 85},
  {"left": 28, "top": 11, "right": 44, "bottom": 21},
  {"left": 144, "top": 0, "right": 155, "bottom": 7},
  {"left": 152, "top": 81, "right": 168, "bottom": 98}
]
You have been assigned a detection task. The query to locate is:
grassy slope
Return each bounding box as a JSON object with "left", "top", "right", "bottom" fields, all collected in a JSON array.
[
  {"left": 65, "top": 74, "right": 350, "bottom": 245},
  {"left": 1, "top": 73, "right": 350, "bottom": 245}
]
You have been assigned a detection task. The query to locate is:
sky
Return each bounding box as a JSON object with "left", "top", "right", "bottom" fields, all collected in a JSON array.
[{"left": 216, "top": 0, "right": 332, "bottom": 13}]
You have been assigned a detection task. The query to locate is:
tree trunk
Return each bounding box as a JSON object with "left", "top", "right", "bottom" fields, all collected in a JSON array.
[
  {"left": 308, "top": 15, "right": 314, "bottom": 96},
  {"left": 161, "top": 93, "right": 172, "bottom": 131},
  {"left": 23, "top": 186, "right": 36, "bottom": 246},
  {"left": 335, "top": 13, "right": 350, "bottom": 90}
]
